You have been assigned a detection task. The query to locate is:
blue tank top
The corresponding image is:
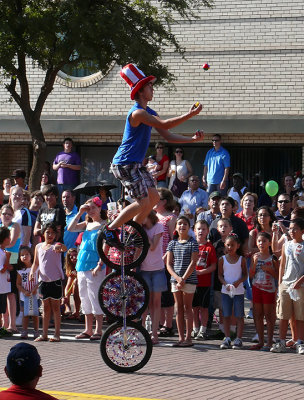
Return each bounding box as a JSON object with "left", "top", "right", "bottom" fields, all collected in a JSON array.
[
  {"left": 112, "top": 103, "right": 157, "bottom": 165},
  {"left": 76, "top": 229, "right": 100, "bottom": 272},
  {"left": 0, "top": 222, "right": 21, "bottom": 264}
]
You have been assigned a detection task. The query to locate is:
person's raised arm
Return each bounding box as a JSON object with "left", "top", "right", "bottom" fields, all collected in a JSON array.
[
  {"left": 131, "top": 103, "right": 203, "bottom": 131},
  {"left": 67, "top": 204, "right": 88, "bottom": 232}
]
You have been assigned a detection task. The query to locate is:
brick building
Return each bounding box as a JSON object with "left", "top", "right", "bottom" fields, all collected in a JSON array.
[{"left": 0, "top": 0, "right": 303, "bottom": 194}]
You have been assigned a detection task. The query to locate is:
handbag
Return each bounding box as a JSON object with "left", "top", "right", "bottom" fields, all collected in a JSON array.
[{"left": 170, "top": 161, "right": 188, "bottom": 198}]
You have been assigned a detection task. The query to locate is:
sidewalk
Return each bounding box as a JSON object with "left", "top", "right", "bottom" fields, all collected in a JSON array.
[{"left": 0, "top": 314, "right": 304, "bottom": 400}]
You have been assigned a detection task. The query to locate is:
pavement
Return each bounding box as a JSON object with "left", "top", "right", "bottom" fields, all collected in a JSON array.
[{"left": 0, "top": 311, "right": 304, "bottom": 400}]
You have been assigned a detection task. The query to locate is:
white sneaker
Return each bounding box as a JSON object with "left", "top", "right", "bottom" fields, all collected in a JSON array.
[
  {"left": 232, "top": 338, "right": 243, "bottom": 349},
  {"left": 251, "top": 333, "right": 259, "bottom": 343},
  {"left": 220, "top": 337, "right": 231, "bottom": 349},
  {"left": 191, "top": 329, "right": 199, "bottom": 338},
  {"left": 296, "top": 343, "right": 304, "bottom": 354},
  {"left": 270, "top": 341, "right": 287, "bottom": 353}
]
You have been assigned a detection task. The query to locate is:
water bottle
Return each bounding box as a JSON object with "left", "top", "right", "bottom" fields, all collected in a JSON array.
[{"left": 145, "top": 315, "right": 152, "bottom": 333}]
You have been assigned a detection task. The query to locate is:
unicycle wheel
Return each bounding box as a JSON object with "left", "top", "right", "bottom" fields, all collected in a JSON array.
[
  {"left": 100, "top": 321, "right": 152, "bottom": 373},
  {"left": 97, "top": 220, "right": 149, "bottom": 271},
  {"left": 99, "top": 271, "right": 149, "bottom": 321}
]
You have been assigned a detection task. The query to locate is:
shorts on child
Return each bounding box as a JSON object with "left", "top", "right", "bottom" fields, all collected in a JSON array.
[
  {"left": 39, "top": 280, "right": 62, "bottom": 300},
  {"left": 213, "top": 290, "right": 222, "bottom": 310},
  {"left": 277, "top": 283, "right": 304, "bottom": 321},
  {"left": 192, "top": 286, "right": 210, "bottom": 308},
  {"left": 221, "top": 293, "right": 244, "bottom": 318},
  {"left": 140, "top": 269, "right": 167, "bottom": 293},
  {"left": 111, "top": 163, "right": 155, "bottom": 200},
  {"left": 0, "top": 293, "right": 7, "bottom": 314},
  {"left": 171, "top": 282, "right": 196, "bottom": 294},
  {"left": 252, "top": 286, "right": 276, "bottom": 305}
]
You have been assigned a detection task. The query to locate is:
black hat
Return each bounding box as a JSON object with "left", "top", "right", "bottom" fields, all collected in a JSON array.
[{"left": 11, "top": 169, "right": 26, "bottom": 179}]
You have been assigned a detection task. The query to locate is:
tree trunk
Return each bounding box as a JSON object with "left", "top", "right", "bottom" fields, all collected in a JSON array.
[{"left": 28, "top": 122, "right": 47, "bottom": 192}]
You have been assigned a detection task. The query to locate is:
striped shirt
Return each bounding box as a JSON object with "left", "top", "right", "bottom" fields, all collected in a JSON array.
[{"left": 167, "top": 237, "right": 199, "bottom": 284}]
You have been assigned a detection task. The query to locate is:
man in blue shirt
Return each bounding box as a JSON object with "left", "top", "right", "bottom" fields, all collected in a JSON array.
[
  {"left": 101, "top": 63, "right": 204, "bottom": 249},
  {"left": 202, "top": 134, "right": 230, "bottom": 195},
  {"left": 197, "top": 191, "right": 222, "bottom": 226},
  {"left": 179, "top": 175, "right": 208, "bottom": 227}
]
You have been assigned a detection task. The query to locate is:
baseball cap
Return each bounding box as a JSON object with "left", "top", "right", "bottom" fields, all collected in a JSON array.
[
  {"left": 209, "top": 191, "right": 221, "bottom": 199},
  {"left": 6, "top": 343, "right": 41, "bottom": 384},
  {"left": 11, "top": 169, "right": 26, "bottom": 179}
]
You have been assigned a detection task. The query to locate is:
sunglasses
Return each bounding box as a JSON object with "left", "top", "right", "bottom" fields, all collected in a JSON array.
[
  {"left": 212, "top": 139, "right": 220, "bottom": 142},
  {"left": 278, "top": 200, "right": 290, "bottom": 204},
  {"left": 156, "top": 147, "right": 163, "bottom": 149},
  {"left": 175, "top": 150, "right": 183, "bottom": 153}
]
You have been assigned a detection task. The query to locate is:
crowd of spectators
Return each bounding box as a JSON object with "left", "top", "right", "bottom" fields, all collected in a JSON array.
[{"left": 0, "top": 136, "right": 304, "bottom": 355}]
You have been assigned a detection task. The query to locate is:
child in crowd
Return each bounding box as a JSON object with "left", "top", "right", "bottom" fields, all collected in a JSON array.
[
  {"left": 218, "top": 233, "right": 247, "bottom": 349},
  {"left": 63, "top": 248, "right": 81, "bottom": 320},
  {"left": 271, "top": 218, "right": 304, "bottom": 354},
  {"left": 249, "top": 232, "right": 279, "bottom": 351},
  {"left": 167, "top": 216, "right": 198, "bottom": 347},
  {"left": 0, "top": 227, "right": 12, "bottom": 337},
  {"left": 192, "top": 220, "right": 217, "bottom": 340},
  {"left": 30, "top": 222, "right": 66, "bottom": 342},
  {"left": 140, "top": 211, "right": 167, "bottom": 345},
  {"left": 16, "top": 246, "right": 40, "bottom": 340},
  {"left": 210, "top": 218, "right": 233, "bottom": 339}
]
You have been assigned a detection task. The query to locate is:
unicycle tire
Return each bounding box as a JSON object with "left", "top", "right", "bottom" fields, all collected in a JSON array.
[
  {"left": 99, "top": 271, "right": 149, "bottom": 321},
  {"left": 97, "top": 220, "right": 149, "bottom": 271},
  {"left": 100, "top": 321, "right": 153, "bottom": 373}
]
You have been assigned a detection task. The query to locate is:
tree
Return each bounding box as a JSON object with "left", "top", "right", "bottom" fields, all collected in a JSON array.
[{"left": 0, "top": 0, "right": 213, "bottom": 190}]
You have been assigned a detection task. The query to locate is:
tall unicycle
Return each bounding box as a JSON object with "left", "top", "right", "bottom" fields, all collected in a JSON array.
[{"left": 98, "top": 189, "right": 152, "bottom": 372}]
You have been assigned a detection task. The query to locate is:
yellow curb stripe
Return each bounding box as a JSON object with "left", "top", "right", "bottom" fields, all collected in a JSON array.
[{"left": 0, "top": 388, "right": 166, "bottom": 400}]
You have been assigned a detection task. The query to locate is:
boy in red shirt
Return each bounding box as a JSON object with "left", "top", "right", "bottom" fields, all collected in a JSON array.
[{"left": 192, "top": 220, "right": 217, "bottom": 339}]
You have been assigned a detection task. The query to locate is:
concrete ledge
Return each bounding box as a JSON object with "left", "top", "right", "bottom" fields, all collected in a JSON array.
[{"left": 0, "top": 115, "right": 303, "bottom": 134}]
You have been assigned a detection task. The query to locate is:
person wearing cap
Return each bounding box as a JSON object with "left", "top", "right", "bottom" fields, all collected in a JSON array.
[
  {"left": 101, "top": 63, "right": 204, "bottom": 249},
  {"left": 202, "top": 134, "right": 230, "bottom": 196},
  {"left": 197, "top": 191, "right": 222, "bottom": 226},
  {"left": 11, "top": 169, "right": 28, "bottom": 190},
  {"left": 1, "top": 342, "right": 58, "bottom": 399},
  {"left": 227, "top": 173, "right": 248, "bottom": 213}
]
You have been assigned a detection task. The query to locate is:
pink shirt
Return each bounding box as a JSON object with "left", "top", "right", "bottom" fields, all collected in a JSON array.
[
  {"left": 36, "top": 243, "right": 64, "bottom": 282},
  {"left": 141, "top": 223, "right": 164, "bottom": 271}
]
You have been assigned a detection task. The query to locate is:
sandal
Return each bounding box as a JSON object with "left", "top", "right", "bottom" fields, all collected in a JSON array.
[
  {"left": 249, "top": 343, "right": 263, "bottom": 350},
  {"left": 151, "top": 336, "right": 159, "bottom": 345},
  {"left": 49, "top": 337, "right": 61, "bottom": 342},
  {"left": 75, "top": 332, "right": 91, "bottom": 339},
  {"left": 181, "top": 341, "right": 194, "bottom": 347},
  {"left": 34, "top": 336, "right": 49, "bottom": 342},
  {"left": 159, "top": 327, "right": 174, "bottom": 337},
  {"left": 90, "top": 333, "right": 102, "bottom": 341},
  {"left": 286, "top": 339, "right": 296, "bottom": 349}
]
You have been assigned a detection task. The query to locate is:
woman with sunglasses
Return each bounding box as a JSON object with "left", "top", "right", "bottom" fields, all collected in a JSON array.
[
  {"left": 167, "top": 147, "right": 193, "bottom": 198},
  {"left": 154, "top": 142, "right": 169, "bottom": 188}
]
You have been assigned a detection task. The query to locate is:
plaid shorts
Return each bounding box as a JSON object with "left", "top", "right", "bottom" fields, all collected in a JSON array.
[{"left": 111, "top": 162, "right": 155, "bottom": 200}]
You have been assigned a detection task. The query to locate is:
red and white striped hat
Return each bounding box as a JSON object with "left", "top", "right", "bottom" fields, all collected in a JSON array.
[{"left": 120, "top": 63, "right": 156, "bottom": 100}]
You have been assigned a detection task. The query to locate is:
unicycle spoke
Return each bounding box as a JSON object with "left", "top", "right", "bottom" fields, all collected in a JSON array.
[
  {"left": 97, "top": 220, "right": 149, "bottom": 271},
  {"left": 100, "top": 321, "right": 152, "bottom": 373},
  {"left": 99, "top": 271, "right": 149, "bottom": 320}
]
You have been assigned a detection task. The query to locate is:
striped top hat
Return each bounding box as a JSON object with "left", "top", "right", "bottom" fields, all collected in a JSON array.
[{"left": 120, "top": 63, "right": 156, "bottom": 100}]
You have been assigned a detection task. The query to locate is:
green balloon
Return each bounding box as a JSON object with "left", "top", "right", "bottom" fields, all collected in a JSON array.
[{"left": 265, "top": 180, "right": 279, "bottom": 197}]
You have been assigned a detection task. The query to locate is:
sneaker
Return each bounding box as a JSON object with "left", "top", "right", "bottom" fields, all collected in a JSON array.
[
  {"left": 246, "top": 308, "right": 254, "bottom": 319},
  {"left": 220, "top": 337, "right": 231, "bottom": 349},
  {"left": 100, "top": 225, "right": 124, "bottom": 251},
  {"left": 296, "top": 342, "right": 304, "bottom": 354},
  {"left": 33, "top": 330, "right": 40, "bottom": 340},
  {"left": 0, "top": 327, "right": 13, "bottom": 337},
  {"left": 195, "top": 331, "right": 209, "bottom": 340},
  {"left": 270, "top": 341, "right": 287, "bottom": 353},
  {"left": 191, "top": 329, "right": 199, "bottom": 338},
  {"left": 251, "top": 333, "right": 259, "bottom": 343},
  {"left": 232, "top": 338, "right": 243, "bottom": 349},
  {"left": 20, "top": 330, "right": 28, "bottom": 339}
]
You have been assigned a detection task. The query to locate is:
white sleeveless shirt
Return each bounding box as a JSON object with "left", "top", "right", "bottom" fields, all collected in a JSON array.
[{"left": 221, "top": 255, "right": 244, "bottom": 295}]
